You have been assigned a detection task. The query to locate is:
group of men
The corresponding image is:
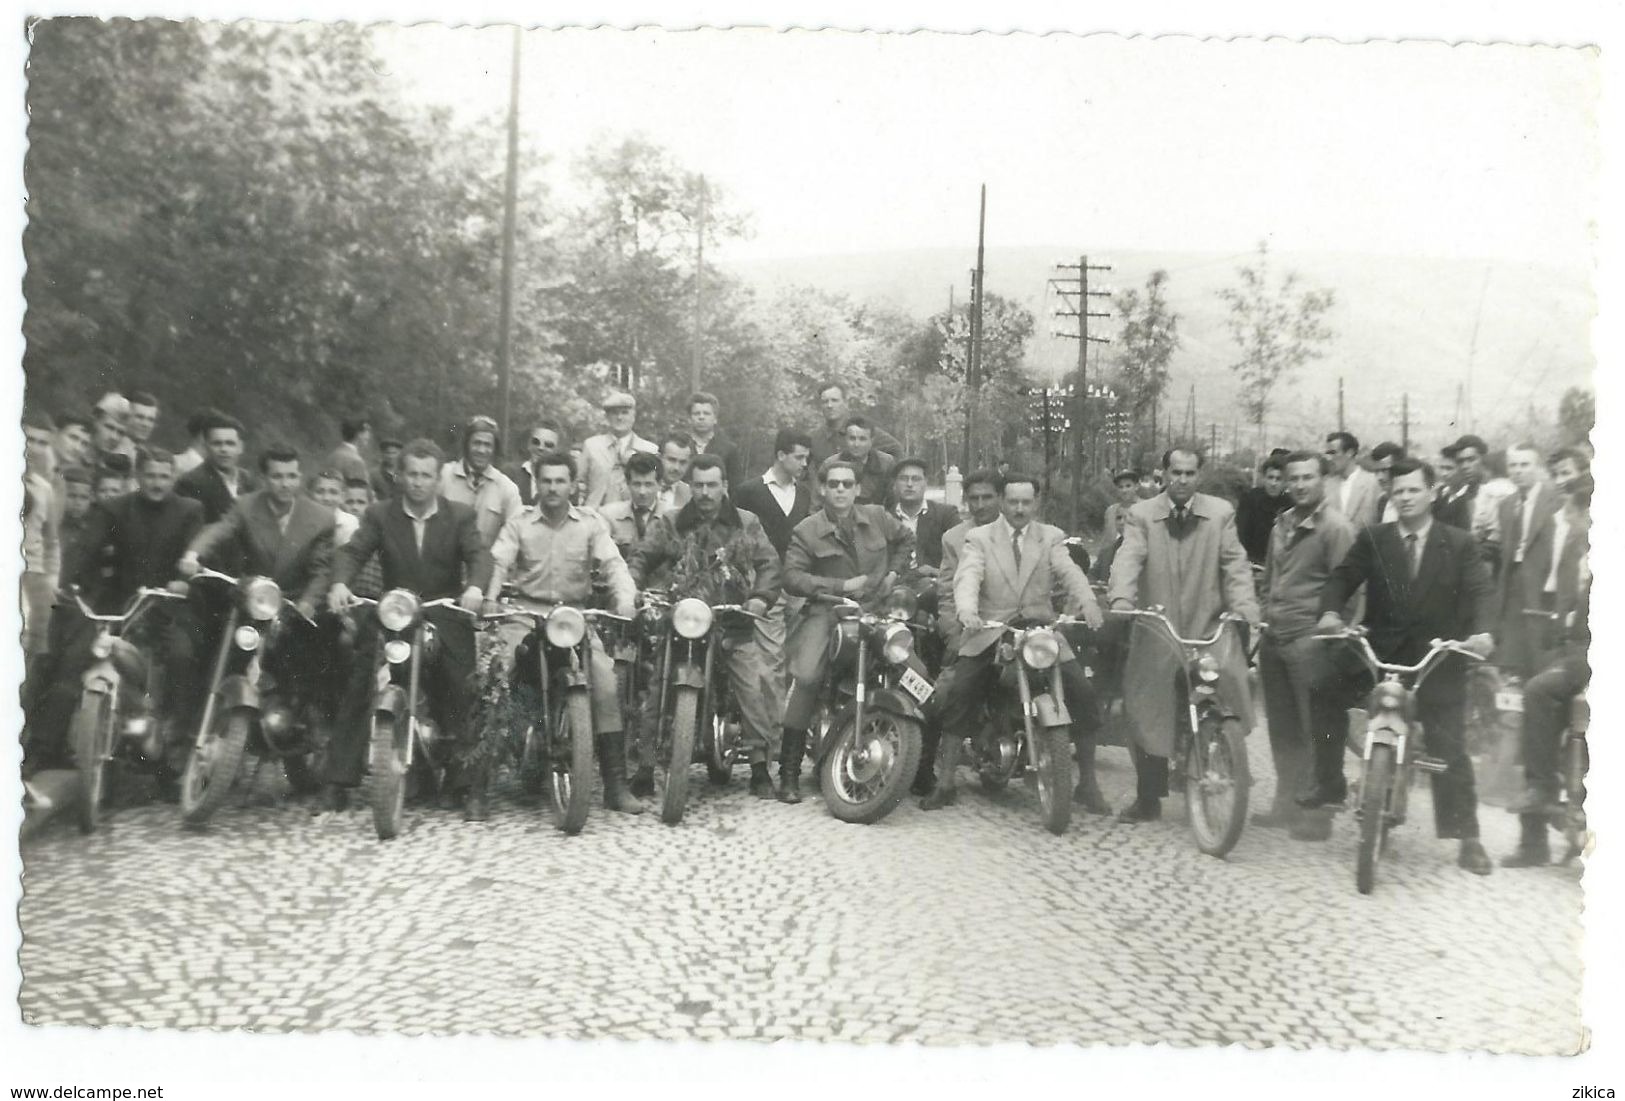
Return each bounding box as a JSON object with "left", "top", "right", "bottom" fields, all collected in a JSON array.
[{"left": 19, "top": 383, "right": 1593, "bottom": 875}]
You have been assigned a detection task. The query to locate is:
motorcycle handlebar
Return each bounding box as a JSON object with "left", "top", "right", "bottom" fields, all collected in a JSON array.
[
  {"left": 73, "top": 585, "right": 185, "bottom": 626},
  {"left": 1311, "top": 630, "right": 1484, "bottom": 677},
  {"left": 1111, "top": 607, "right": 1249, "bottom": 648}
]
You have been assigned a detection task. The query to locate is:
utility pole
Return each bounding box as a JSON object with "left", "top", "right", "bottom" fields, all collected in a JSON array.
[
  {"left": 962, "top": 187, "right": 987, "bottom": 472},
  {"left": 690, "top": 175, "right": 707, "bottom": 392},
  {"left": 1051, "top": 252, "right": 1112, "bottom": 490},
  {"left": 494, "top": 26, "right": 523, "bottom": 446},
  {"left": 1185, "top": 384, "right": 1196, "bottom": 441},
  {"left": 1337, "top": 377, "right": 1345, "bottom": 433},
  {"left": 1401, "top": 392, "right": 1410, "bottom": 450},
  {"left": 1210, "top": 422, "right": 1218, "bottom": 459}
]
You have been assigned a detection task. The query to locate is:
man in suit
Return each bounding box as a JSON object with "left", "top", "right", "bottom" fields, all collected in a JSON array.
[
  {"left": 1503, "top": 465, "right": 1590, "bottom": 868},
  {"left": 326, "top": 439, "right": 492, "bottom": 816},
  {"left": 686, "top": 391, "right": 743, "bottom": 486},
  {"left": 25, "top": 449, "right": 204, "bottom": 788},
  {"left": 924, "top": 472, "right": 1105, "bottom": 811},
  {"left": 1433, "top": 433, "right": 1488, "bottom": 535},
  {"left": 732, "top": 429, "right": 815, "bottom": 700},
  {"left": 1107, "top": 447, "right": 1260, "bottom": 822},
  {"left": 1236, "top": 452, "right": 1292, "bottom": 565},
  {"left": 1492, "top": 443, "right": 1563, "bottom": 678},
  {"left": 1313, "top": 457, "right": 1497, "bottom": 875},
  {"left": 176, "top": 412, "right": 258, "bottom": 524},
  {"left": 580, "top": 391, "right": 658, "bottom": 507},
  {"left": 506, "top": 419, "right": 563, "bottom": 507},
  {"left": 777, "top": 458, "right": 917, "bottom": 803},
  {"left": 1322, "top": 431, "right": 1380, "bottom": 528},
  {"left": 180, "top": 445, "right": 342, "bottom": 744},
  {"left": 656, "top": 433, "right": 695, "bottom": 512},
  {"left": 889, "top": 458, "right": 960, "bottom": 579},
  {"left": 1369, "top": 441, "right": 1407, "bottom": 524}
]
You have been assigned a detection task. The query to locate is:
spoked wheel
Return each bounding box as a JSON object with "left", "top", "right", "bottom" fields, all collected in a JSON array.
[
  {"left": 71, "top": 695, "right": 114, "bottom": 834},
  {"left": 549, "top": 691, "right": 595, "bottom": 835},
  {"left": 818, "top": 711, "right": 922, "bottom": 824},
  {"left": 1186, "top": 714, "right": 1250, "bottom": 858},
  {"left": 661, "top": 686, "right": 701, "bottom": 825},
  {"left": 1356, "top": 743, "right": 1396, "bottom": 894},
  {"left": 368, "top": 711, "right": 410, "bottom": 841},
  {"left": 181, "top": 707, "right": 253, "bottom": 827},
  {"left": 1031, "top": 721, "right": 1073, "bottom": 836}
]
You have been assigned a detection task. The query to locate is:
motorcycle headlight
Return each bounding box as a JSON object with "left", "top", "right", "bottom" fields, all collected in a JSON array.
[
  {"left": 383, "top": 639, "right": 412, "bottom": 665},
  {"left": 242, "top": 576, "right": 282, "bottom": 621},
  {"left": 91, "top": 635, "right": 113, "bottom": 659},
  {"left": 1021, "top": 628, "right": 1061, "bottom": 670},
  {"left": 885, "top": 587, "right": 918, "bottom": 621},
  {"left": 545, "top": 606, "right": 587, "bottom": 649},
  {"left": 233, "top": 625, "right": 262, "bottom": 652},
  {"left": 881, "top": 622, "right": 915, "bottom": 665},
  {"left": 1196, "top": 653, "right": 1221, "bottom": 683},
  {"left": 1371, "top": 681, "right": 1407, "bottom": 712},
  {"left": 377, "top": 589, "right": 421, "bottom": 632},
  {"left": 672, "top": 598, "right": 714, "bottom": 640}
]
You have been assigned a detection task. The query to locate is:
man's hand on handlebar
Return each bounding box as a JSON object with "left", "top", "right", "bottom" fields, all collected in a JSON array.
[
  {"left": 1316, "top": 612, "right": 1345, "bottom": 634},
  {"left": 177, "top": 552, "right": 200, "bottom": 578},
  {"left": 328, "top": 583, "right": 355, "bottom": 614},
  {"left": 295, "top": 597, "right": 319, "bottom": 623},
  {"left": 744, "top": 597, "right": 768, "bottom": 618},
  {"left": 958, "top": 611, "right": 984, "bottom": 633},
  {"left": 841, "top": 574, "right": 869, "bottom": 595},
  {"left": 1073, "top": 602, "right": 1104, "bottom": 630},
  {"left": 165, "top": 579, "right": 190, "bottom": 596},
  {"left": 1462, "top": 632, "right": 1495, "bottom": 660},
  {"left": 459, "top": 586, "right": 484, "bottom": 615}
]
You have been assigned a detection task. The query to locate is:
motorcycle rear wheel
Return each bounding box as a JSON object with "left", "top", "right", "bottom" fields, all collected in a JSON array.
[
  {"left": 369, "top": 711, "right": 409, "bottom": 841},
  {"left": 1186, "top": 714, "right": 1250, "bottom": 858},
  {"left": 819, "top": 711, "right": 921, "bottom": 825},
  {"left": 181, "top": 707, "right": 253, "bottom": 827},
  {"left": 1033, "top": 722, "right": 1073, "bottom": 836},
  {"left": 550, "top": 691, "right": 595, "bottom": 835},
  {"left": 72, "top": 695, "right": 112, "bottom": 835},
  {"left": 662, "top": 686, "right": 700, "bottom": 825},
  {"left": 1356, "top": 743, "right": 1396, "bottom": 894}
]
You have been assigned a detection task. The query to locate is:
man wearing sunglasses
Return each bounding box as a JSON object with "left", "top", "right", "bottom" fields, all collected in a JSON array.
[
  {"left": 775, "top": 457, "right": 917, "bottom": 803},
  {"left": 508, "top": 419, "right": 565, "bottom": 507}
]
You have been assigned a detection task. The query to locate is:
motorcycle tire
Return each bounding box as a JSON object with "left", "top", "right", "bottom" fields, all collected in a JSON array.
[
  {"left": 1033, "top": 723, "right": 1073, "bottom": 836},
  {"left": 181, "top": 707, "right": 253, "bottom": 828},
  {"left": 705, "top": 706, "right": 734, "bottom": 786},
  {"left": 1356, "top": 742, "right": 1395, "bottom": 894},
  {"left": 72, "top": 695, "right": 112, "bottom": 835},
  {"left": 550, "top": 691, "right": 595, "bottom": 835},
  {"left": 662, "top": 686, "right": 700, "bottom": 826},
  {"left": 818, "top": 711, "right": 921, "bottom": 825},
  {"left": 519, "top": 722, "right": 547, "bottom": 795},
  {"left": 369, "top": 711, "right": 409, "bottom": 841},
  {"left": 1186, "top": 714, "right": 1250, "bottom": 858}
]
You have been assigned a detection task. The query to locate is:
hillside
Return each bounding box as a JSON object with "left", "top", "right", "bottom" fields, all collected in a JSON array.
[{"left": 725, "top": 247, "right": 1595, "bottom": 452}]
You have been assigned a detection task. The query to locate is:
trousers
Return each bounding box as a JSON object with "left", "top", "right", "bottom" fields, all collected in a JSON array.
[
  {"left": 782, "top": 604, "right": 930, "bottom": 733},
  {"left": 642, "top": 628, "right": 783, "bottom": 765},
  {"left": 1258, "top": 633, "right": 1344, "bottom": 807},
  {"left": 1520, "top": 647, "right": 1589, "bottom": 800}
]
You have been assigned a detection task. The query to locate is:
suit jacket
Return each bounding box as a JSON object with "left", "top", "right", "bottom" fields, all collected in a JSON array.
[
  {"left": 580, "top": 432, "right": 658, "bottom": 507},
  {"left": 1433, "top": 478, "right": 1479, "bottom": 532},
  {"left": 954, "top": 519, "right": 1098, "bottom": 658},
  {"left": 69, "top": 492, "right": 205, "bottom": 613},
  {"left": 898, "top": 500, "right": 961, "bottom": 570},
  {"left": 1107, "top": 492, "right": 1259, "bottom": 756},
  {"left": 332, "top": 496, "right": 493, "bottom": 601},
  {"left": 188, "top": 490, "right": 336, "bottom": 608},
  {"left": 505, "top": 459, "right": 543, "bottom": 507},
  {"left": 1320, "top": 520, "right": 1494, "bottom": 669},
  {"left": 1325, "top": 466, "right": 1381, "bottom": 528},
  {"left": 732, "top": 477, "right": 813, "bottom": 560},
  {"left": 1495, "top": 481, "right": 1561, "bottom": 605},
  {"left": 691, "top": 430, "right": 743, "bottom": 487},
  {"left": 936, "top": 518, "right": 986, "bottom": 649},
  {"left": 176, "top": 464, "right": 260, "bottom": 525}
]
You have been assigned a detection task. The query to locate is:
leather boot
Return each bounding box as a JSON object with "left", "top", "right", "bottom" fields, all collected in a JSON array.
[
  {"left": 629, "top": 765, "right": 656, "bottom": 799},
  {"left": 597, "top": 732, "right": 646, "bottom": 814},
  {"left": 777, "top": 730, "right": 805, "bottom": 804},
  {"left": 911, "top": 723, "right": 941, "bottom": 796},
  {"left": 749, "top": 762, "right": 775, "bottom": 799},
  {"left": 920, "top": 733, "right": 962, "bottom": 810},
  {"left": 1072, "top": 733, "right": 1109, "bottom": 814},
  {"left": 1501, "top": 814, "right": 1552, "bottom": 868}
]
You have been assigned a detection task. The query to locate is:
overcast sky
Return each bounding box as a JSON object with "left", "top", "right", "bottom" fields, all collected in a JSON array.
[{"left": 371, "top": 28, "right": 1598, "bottom": 268}]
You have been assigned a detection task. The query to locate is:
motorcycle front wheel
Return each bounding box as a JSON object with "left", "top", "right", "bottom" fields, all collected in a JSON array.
[
  {"left": 1356, "top": 742, "right": 1396, "bottom": 894},
  {"left": 1186, "top": 713, "right": 1250, "bottom": 858},
  {"left": 71, "top": 695, "right": 113, "bottom": 834},
  {"left": 181, "top": 707, "right": 253, "bottom": 827},
  {"left": 662, "top": 685, "right": 700, "bottom": 825},
  {"left": 1032, "top": 722, "right": 1073, "bottom": 836},
  {"left": 818, "top": 710, "right": 921, "bottom": 825},
  {"left": 550, "top": 690, "right": 595, "bottom": 835},
  {"left": 368, "top": 711, "right": 409, "bottom": 841}
]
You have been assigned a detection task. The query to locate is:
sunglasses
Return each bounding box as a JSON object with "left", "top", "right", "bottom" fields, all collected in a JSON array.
[{"left": 825, "top": 479, "right": 856, "bottom": 489}]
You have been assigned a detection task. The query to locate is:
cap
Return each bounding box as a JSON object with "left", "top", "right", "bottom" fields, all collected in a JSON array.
[
  {"left": 1113, "top": 468, "right": 1139, "bottom": 484},
  {"left": 1448, "top": 434, "right": 1488, "bottom": 455},
  {"left": 602, "top": 391, "right": 636, "bottom": 411}
]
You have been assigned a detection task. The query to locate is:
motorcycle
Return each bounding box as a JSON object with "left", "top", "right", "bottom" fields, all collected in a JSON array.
[
  {"left": 1313, "top": 627, "right": 1483, "bottom": 894},
  {"left": 640, "top": 591, "right": 767, "bottom": 825},
  {"left": 802, "top": 594, "right": 929, "bottom": 824},
  {"left": 959, "top": 614, "right": 1085, "bottom": 835},
  {"left": 180, "top": 568, "right": 329, "bottom": 826},
  {"left": 352, "top": 588, "right": 477, "bottom": 840},
  {"left": 65, "top": 584, "right": 189, "bottom": 833},
  {"left": 492, "top": 600, "right": 630, "bottom": 836},
  {"left": 1114, "top": 607, "right": 1254, "bottom": 857}
]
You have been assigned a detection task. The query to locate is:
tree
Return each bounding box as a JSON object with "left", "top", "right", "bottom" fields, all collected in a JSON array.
[
  {"left": 1217, "top": 241, "right": 1336, "bottom": 448},
  {"left": 1112, "top": 269, "right": 1181, "bottom": 422},
  {"left": 1557, "top": 386, "right": 1595, "bottom": 447}
]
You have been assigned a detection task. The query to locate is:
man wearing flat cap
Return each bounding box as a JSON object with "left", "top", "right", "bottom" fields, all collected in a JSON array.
[{"left": 581, "top": 391, "right": 659, "bottom": 508}]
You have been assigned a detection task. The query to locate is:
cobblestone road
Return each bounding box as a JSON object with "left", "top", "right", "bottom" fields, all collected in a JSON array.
[{"left": 18, "top": 732, "right": 1584, "bottom": 1054}]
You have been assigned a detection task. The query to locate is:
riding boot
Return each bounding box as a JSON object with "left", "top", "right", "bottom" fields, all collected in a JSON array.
[
  {"left": 629, "top": 765, "right": 656, "bottom": 799},
  {"left": 1071, "top": 732, "right": 1109, "bottom": 814},
  {"left": 920, "top": 733, "right": 962, "bottom": 810},
  {"left": 912, "top": 722, "right": 941, "bottom": 796},
  {"left": 597, "top": 732, "right": 646, "bottom": 814},
  {"left": 749, "top": 762, "right": 775, "bottom": 799},
  {"left": 1501, "top": 814, "right": 1552, "bottom": 868},
  {"left": 777, "top": 729, "right": 805, "bottom": 804}
]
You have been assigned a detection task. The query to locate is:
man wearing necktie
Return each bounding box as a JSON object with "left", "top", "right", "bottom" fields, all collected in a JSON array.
[
  {"left": 1108, "top": 448, "right": 1260, "bottom": 822},
  {"left": 1315, "top": 458, "right": 1497, "bottom": 875},
  {"left": 580, "top": 391, "right": 659, "bottom": 507},
  {"left": 596, "top": 453, "right": 673, "bottom": 561},
  {"left": 1492, "top": 443, "right": 1562, "bottom": 678}
]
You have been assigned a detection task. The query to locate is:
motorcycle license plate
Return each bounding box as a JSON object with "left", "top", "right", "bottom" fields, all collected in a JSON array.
[
  {"left": 898, "top": 667, "right": 934, "bottom": 704},
  {"left": 1495, "top": 690, "right": 1524, "bottom": 713}
]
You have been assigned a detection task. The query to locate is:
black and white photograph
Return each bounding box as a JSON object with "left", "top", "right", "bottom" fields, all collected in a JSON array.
[{"left": 3, "top": 3, "right": 1618, "bottom": 1095}]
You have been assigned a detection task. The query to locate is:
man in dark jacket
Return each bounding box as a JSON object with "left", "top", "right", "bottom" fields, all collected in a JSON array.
[
  {"left": 808, "top": 381, "right": 902, "bottom": 474},
  {"left": 1313, "top": 457, "right": 1497, "bottom": 875},
  {"left": 324, "top": 439, "right": 492, "bottom": 813},
  {"left": 732, "top": 429, "right": 813, "bottom": 561},
  {"left": 176, "top": 412, "right": 258, "bottom": 524},
  {"left": 685, "top": 391, "right": 744, "bottom": 486},
  {"left": 1236, "top": 451, "right": 1292, "bottom": 565}
]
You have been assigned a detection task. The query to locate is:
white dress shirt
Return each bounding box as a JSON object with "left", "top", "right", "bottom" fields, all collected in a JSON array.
[{"left": 762, "top": 470, "right": 798, "bottom": 517}]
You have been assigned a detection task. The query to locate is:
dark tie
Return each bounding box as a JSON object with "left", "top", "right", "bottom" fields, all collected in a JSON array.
[
  {"left": 634, "top": 508, "right": 648, "bottom": 541},
  {"left": 1011, "top": 530, "right": 1023, "bottom": 570},
  {"left": 1404, "top": 532, "right": 1419, "bottom": 580},
  {"left": 1170, "top": 504, "right": 1191, "bottom": 539}
]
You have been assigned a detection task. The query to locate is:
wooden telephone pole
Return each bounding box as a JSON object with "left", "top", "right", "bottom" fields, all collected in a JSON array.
[
  {"left": 494, "top": 27, "right": 522, "bottom": 446},
  {"left": 962, "top": 187, "right": 987, "bottom": 472},
  {"left": 1050, "top": 253, "right": 1113, "bottom": 491}
]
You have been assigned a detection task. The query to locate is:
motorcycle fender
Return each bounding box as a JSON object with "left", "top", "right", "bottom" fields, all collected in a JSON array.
[
  {"left": 1365, "top": 718, "right": 1404, "bottom": 750},
  {"left": 372, "top": 684, "right": 409, "bottom": 720},
  {"left": 869, "top": 686, "right": 924, "bottom": 723},
  {"left": 670, "top": 661, "right": 707, "bottom": 690},
  {"left": 812, "top": 706, "right": 857, "bottom": 764},
  {"left": 1032, "top": 691, "right": 1070, "bottom": 730},
  {"left": 215, "top": 674, "right": 261, "bottom": 714}
]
